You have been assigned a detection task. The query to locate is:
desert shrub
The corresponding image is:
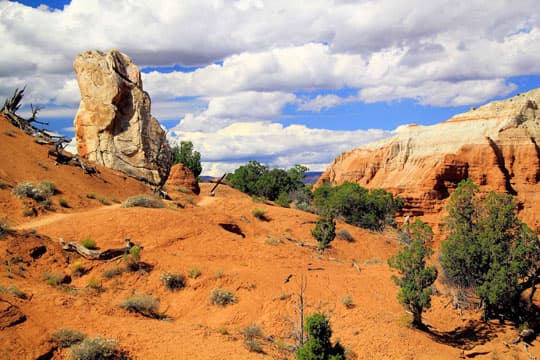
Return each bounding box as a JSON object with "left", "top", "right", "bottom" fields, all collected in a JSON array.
[
  {"left": 59, "top": 198, "right": 70, "bottom": 208},
  {"left": 0, "top": 218, "right": 9, "bottom": 238},
  {"left": 86, "top": 193, "right": 96, "bottom": 199},
  {"left": 214, "top": 269, "right": 225, "bottom": 279},
  {"left": 120, "top": 293, "right": 161, "bottom": 318},
  {"left": 110, "top": 197, "right": 120, "bottom": 204},
  {"left": 12, "top": 182, "right": 35, "bottom": 198},
  {"left": 275, "top": 192, "right": 290, "bottom": 208},
  {"left": 341, "top": 295, "right": 354, "bottom": 309},
  {"left": 22, "top": 206, "right": 36, "bottom": 217},
  {"left": 0, "top": 284, "right": 28, "bottom": 299},
  {"left": 160, "top": 272, "right": 186, "bottom": 291},
  {"left": 80, "top": 238, "right": 97, "bottom": 250},
  {"left": 69, "top": 336, "right": 119, "bottom": 360},
  {"left": 337, "top": 229, "right": 354, "bottom": 242},
  {"left": 245, "top": 339, "right": 263, "bottom": 353},
  {"left": 97, "top": 196, "right": 111, "bottom": 206},
  {"left": 296, "top": 312, "right": 345, "bottom": 360},
  {"left": 86, "top": 278, "right": 103, "bottom": 292},
  {"left": 242, "top": 324, "right": 263, "bottom": 340},
  {"left": 312, "top": 214, "right": 336, "bottom": 251},
  {"left": 227, "top": 161, "right": 309, "bottom": 201},
  {"left": 103, "top": 267, "right": 123, "bottom": 279},
  {"left": 252, "top": 208, "right": 267, "bottom": 220},
  {"left": 43, "top": 272, "right": 63, "bottom": 287},
  {"left": 188, "top": 266, "right": 201, "bottom": 279},
  {"left": 172, "top": 140, "right": 202, "bottom": 178},
  {"left": 121, "top": 195, "right": 165, "bottom": 208},
  {"left": 72, "top": 261, "right": 86, "bottom": 277},
  {"left": 0, "top": 179, "right": 8, "bottom": 189},
  {"left": 124, "top": 245, "right": 142, "bottom": 272},
  {"left": 313, "top": 182, "right": 403, "bottom": 231},
  {"left": 210, "top": 288, "right": 237, "bottom": 306},
  {"left": 51, "top": 328, "right": 86, "bottom": 348},
  {"left": 35, "top": 180, "right": 56, "bottom": 200},
  {"left": 289, "top": 187, "right": 313, "bottom": 212}
]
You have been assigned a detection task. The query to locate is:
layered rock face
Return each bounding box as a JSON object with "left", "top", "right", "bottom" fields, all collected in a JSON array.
[
  {"left": 166, "top": 163, "right": 200, "bottom": 194},
  {"left": 73, "top": 50, "right": 171, "bottom": 185},
  {"left": 317, "top": 88, "right": 540, "bottom": 229}
]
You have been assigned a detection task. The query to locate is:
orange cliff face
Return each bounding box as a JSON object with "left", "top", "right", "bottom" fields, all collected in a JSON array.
[{"left": 317, "top": 88, "right": 540, "bottom": 230}]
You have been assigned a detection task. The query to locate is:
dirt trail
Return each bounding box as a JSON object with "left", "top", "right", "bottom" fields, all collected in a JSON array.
[
  {"left": 197, "top": 195, "right": 217, "bottom": 207},
  {"left": 13, "top": 204, "right": 121, "bottom": 230}
]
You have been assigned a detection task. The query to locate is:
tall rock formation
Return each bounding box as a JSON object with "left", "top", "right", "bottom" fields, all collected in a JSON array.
[
  {"left": 317, "top": 88, "right": 540, "bottom": 229},
  {"left": 73, "top": 50, "right": 172, "bottom": 186}
]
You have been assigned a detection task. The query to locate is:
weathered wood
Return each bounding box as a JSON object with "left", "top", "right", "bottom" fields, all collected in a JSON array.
[
  {"left": 60, "top": 238, "right": 130, "bottom": 260},
  {"left": 210, "top": 173, "right": 227, "bottom": 196}
]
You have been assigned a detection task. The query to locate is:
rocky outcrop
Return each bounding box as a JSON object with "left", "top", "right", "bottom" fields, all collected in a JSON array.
[
  {"left": 166, "top": 163, "right": 200, "bottom": 194},
  {"left": 73, "top": 50, "right": 172, "bottom": 186},
  {"left": 317, "top": 88, "right": 540, "bottom": 229}
]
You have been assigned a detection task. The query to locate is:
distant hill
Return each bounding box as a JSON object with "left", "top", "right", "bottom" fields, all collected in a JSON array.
[{"left": 200, "top": 171, "right": 322, "bottom": 185}]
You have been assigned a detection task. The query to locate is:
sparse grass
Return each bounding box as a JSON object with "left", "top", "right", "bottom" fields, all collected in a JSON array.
[
  {"left": 210, "top": 288, "right": 237, "bottom": 306},
  {"left": 72, "top": 261, "right": 86, "bottom": 277},
  {"left": 160, "top": 272, "right": 186, "bottom": 291},
  {"left": 0, "top": 218, "right": 10, "bottom": 238},
  {"left": 264, "top": 236, "right": 281, "bottom": 246},
  {"left": 86, "top": 278, "right": 103, "bottom": 292},
  {"left": 363, "top": 258, "right": 383, "bottom": 265},
  {"left": 341, "top": 294, "right": 354, "bottom": 309},
  {"left": 51, "top": 328, "right": 86, "bottom": 348},
  {"left": 124, "top": 245, "right": 142, "bottom": 272},
  {"left": 22, "top": 206, "right": 36, "bottom": 217},
  {"left": 0, "top": 284, "right": 28, "bottom": 299},
  {"left": 122, "top": 195, "right": 165, "bottom": 208},
  {"left": 242, "top": 324, "right": 264, "bottom": 353},
  {"left": 0, "top": 179, "right": 8, "bottom": 189},
  {"left": 59, "top": 198, "right": 70, "bottom": 208},
  {"left": 103, "top": 267, "right": 123, "bottom": 279},
  {"left": 244, "top": 339, "right": 263, "bottom": 353},
  {"left": 188, "top": 266, "right": 201, "bottom": 279},
  {"left": 252, "top": 208, "right": 267, "bottom": 220},
  {"left": 120, "top": 293, "right": 161, "bottom": 318},
  {"left": 214, "top": 269, "right": 224, "bottom": 279},
  {"left": 43, "top": 272, "right": 63, "bottom": 287},
  {"left": 80, "top": 238, "right": 97, "bottom": 250},
  {"left": 97, "top": 196, "right": 111, "bottom": 206},
  {"left": 218, "top": 326, "right": 229, "bottom": 335},
  {"left": 86, "top": 193, "right": 96, "bottom": 199},
  {"left": 69, "top": 336, "right": 119, "bottom": 360},
  {"left": 337, "top": 229, "right": 354, "bottom": 242}
]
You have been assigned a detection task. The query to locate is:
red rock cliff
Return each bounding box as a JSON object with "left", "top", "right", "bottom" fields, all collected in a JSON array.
[{"left": 317, "top": 88, "right": 540, "bottom": 229}]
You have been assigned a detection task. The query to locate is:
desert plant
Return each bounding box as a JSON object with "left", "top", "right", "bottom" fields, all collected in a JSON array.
[
  {"left": 69, "top": 336, "right": 119, "bottom": 360},
  {"left": 172, "top": 140, "right": 202, "bottom": 178},
  {"left": 214, "top": 269, "right": 224, "bottom": 279},
  {"left": 210, "top": 288, "right": 237, "bottom": 306},
  {"left": 22, "top": 206, "right": 36, "bottom": 217},
  {"left": 0, "top": 218, "right": 9, "bottom": 238},
  {"left": 312, "top": 213, "right": 336, "bottom": 251},
  {"left": 86, "top": 278, "right": 103, "bottom": 292},
  {"left": 86, "top": 193, "right": 96, "bottom": 199},
  {"left": 110, "top": 197, "right": 120, "bottom": 204},
  {"left": 97, "top": 196, "right": 111, "bottom": 206},
  {"left": 59, "top": 198, "right": 70, "bottom": 208},
  {"left": 72, "top": 261, "right": 86, "bottom": 277},
  {"left": 0, "top": 179, "right": 8, "bottom": 189},
  {"left": 275, "top": 192, "right": 290, "bottom": 208},
  {"left": 0, "top": 284, "right": 28, "bottom": 299},
  {"left": 12, "top": 182, "right": 35, "bottom": 198},
  {"left": 124, "top": 245, "right": 142, "bottom": 272},
  {"left": 242, "top": 324, "right": 263, "bottom": 340},
  {"left": 252, "top": 208, "right": 267, "bottom": 220},
  {"left": 103, "top": 267, "right": 123, "bottom": 279},
  {"left": 245, "top": 339, "right": 263, "bottom": 353},
  {"left": 121, "top": 195, "right": 165, "bottom": 208},
  {"left": 160, "top": 272, "right": 186, "bottom": 291},
  {"left": 188, "top": 266, "right": 201, "bottom": 279},
  {"left": 120, "top": 293, "right": 161, "bottom": 318},
  {"left": 296, "top": 312, "right": 345, "bottom": 360},
  {"left": 337, "top": 229, "right": 354, "bottom": 242},
  {"left": 43, "top": 272, "right": 63, "bottom": 287},
  {"left": 35, "top": 180, "right": 56, "bottom": 200},
  {"left": 51, "top": 328, "right": 86, "bottom": 348},
  {"left": 264, "top": 236, "right": 281, "bottom": 246},
  {"left": 341, "top": 295, "right": 354, "bottom": 309},
  {"left": 80, "top": 238, "right": 97, "bottom": 250}
]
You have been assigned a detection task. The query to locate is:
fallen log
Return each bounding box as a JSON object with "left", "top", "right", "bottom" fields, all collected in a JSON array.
[{"left": 59, "top": 238, "right": 131, "bottom": 260}]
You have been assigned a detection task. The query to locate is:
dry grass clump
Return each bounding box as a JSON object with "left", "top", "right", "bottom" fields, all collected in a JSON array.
[
  {"left": 160, "top": 272, "right": 186, "bottom": 291},
  {"left": 121, "top": 195, "right": 165, "bottom": 208},
  {"left": 0, "top": 218, "right": 10, "bottom": 238},
  {"left": 242, "top": 324, "right": 264, "bottom": 353},
  {"left": 13, "top": 180, "right": 56, "bottom": 202},
  {"left": 120, "top": 293, "right": 162, "bottom": 318},
  {"left": 103, "top": 267, "right": 123, "bottom": 279},
  {"left": 51, "top": 328, "right": 86, "bottom": 348},
  {"left": 337, "top": 229, "right": 354, "bottom": 242},
  {"left": 188, "top": 266, "right": 201, "bottom": 279},
  {"left": 210, "top": 288, "right": 237, "bottom": 306},
  {"left": 252, "top": 208, "right": 267, "bottom": 220},
  {"left": 0, "top": 284, "right": 28, "bottom": 299},
  {"left": 80, "top": 238, "right": 97, "bottom": 250},
  {"left": 341, "top": 294, "right": 354, "bottom": 309},
  {"left": 69, "top": 336, "right": 119, "bottom": 360}
]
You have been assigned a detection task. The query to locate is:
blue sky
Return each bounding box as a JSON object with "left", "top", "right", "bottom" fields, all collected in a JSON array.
[{"left": 2, "top": 1, "right": 540, "bottom": 175}]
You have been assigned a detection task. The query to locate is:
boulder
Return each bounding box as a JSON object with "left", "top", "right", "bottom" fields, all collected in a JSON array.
[
  {"left": 73, "top": 49, "right": 172, "bottom": 186},
  {"left": 317, "top": 88, "right": 540, "bottom": 229},
  {"left": 166, "top": 163, "right": 200, "bottom": 194}
]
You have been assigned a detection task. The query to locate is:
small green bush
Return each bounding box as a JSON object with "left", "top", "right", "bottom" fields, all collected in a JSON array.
[
  {"left": 245, "top": 339, "right": 263, "bottom": 353},
  {"left": 86, "top": 278, "right": 103, "bottom": 291},
  {"left": 43, "top": 272, "right": 63, "bottom": 287},
  {"left": 337, "top": 229, "right": 354, "bottom": 242},
  {"left": 12, "top": 182, "right": 35, "bottom": 198},
  {"left": 72, "top": 261, "right": 86, "bottom": 277},
  {"left": 188, "top": 266, "right": 201, "bottom": 279},
  {"left": 80, "top": 238, "right": 97, "bottom": 250},
  {"left": 97, "top": 196, "right": 111, "bottom": 205},
  {"left": 59, "top": 198, "right": 70, "bottom": 208},
  {"left": 69, "top": 336, "right": 118, "bottom": 360},
  {"left": 51, "top": 328, "right": 86, "bottom": 348},
  {"left": 120, "top": 293, "right": 161, "bottom": 318},
  {"left": 121, "top": 195, "right": 165, "bottom": 208},
  {"left": 0, "top": 218, "right": 10, "bottom": 238},
  {"left": 312, "top": 214, "right": 336, "bottom": 251},
  {"left": 275, "top": 192, "right": 290, "bottom": 208},
  {"left": 210, "top": 288, "right": 237, "bottom": 306},
  {"left": 86, "top": 193, "right": 96, "bottom": 199},
  {"left": 0, "top": 179, "right": 8, "bottom": 189},
  {"left": 242, "top": 324, "right": 263, "bottom": 340},
  {"left": 36, "top": 181, "right": 56, "bottom": 200},
  {"left": 252, "top": 208, "right": 267, "bottom": 220},
  {"left": 160, "top": 272, "right": 186, "bottom": 291}
]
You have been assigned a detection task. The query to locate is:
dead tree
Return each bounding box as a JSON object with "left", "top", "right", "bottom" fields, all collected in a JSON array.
[{"left": 209, "top": 173, "right": 227, "bottom": 196}]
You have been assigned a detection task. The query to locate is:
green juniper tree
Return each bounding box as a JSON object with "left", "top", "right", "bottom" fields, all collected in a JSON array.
[
  {"left": 311, "top": 213, "right": 336, "bottom": 251},
  {"left": 389, "top": 219, "right": 437, "bottom": 327},
  {"left": 296, "top": 312, "right": 345, "bottom": 360},
  {"left": 172, "top": 141, "right": 202, "bottom": 178}
]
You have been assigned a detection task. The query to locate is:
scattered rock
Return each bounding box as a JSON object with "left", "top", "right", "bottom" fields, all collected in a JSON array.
[{"left": 73, "top": 49, "right": 172, "bottom": 186}]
